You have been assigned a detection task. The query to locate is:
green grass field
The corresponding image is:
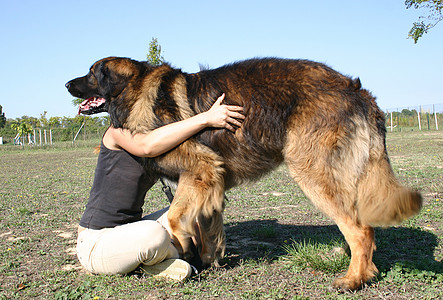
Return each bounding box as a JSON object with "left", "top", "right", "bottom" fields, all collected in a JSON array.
[{"left": 0, "top": 131, "right": 442, "bottom": 299}]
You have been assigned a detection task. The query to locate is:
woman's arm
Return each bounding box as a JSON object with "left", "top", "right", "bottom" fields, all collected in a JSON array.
[{"left": 104, "top": 94, "right": 244, "bottom": 157}]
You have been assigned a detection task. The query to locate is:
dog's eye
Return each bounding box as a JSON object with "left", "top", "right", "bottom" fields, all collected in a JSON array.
[{"left": 88, "top": 71, "right": 98, "bottom": 85}]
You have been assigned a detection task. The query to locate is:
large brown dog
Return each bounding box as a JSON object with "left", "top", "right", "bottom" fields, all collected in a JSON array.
[{"left": 66, "top": 57, "right": 422, "bottom": 290}]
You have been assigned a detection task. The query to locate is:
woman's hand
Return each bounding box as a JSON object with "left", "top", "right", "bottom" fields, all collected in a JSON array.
[
  {"left": 203, "top": 93, "right": 245, "bottom": 131},
  {"left": 105, "top": 93, "right": 245, "bottom": 157}
]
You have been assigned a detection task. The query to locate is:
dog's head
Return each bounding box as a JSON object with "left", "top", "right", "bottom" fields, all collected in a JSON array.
[{"left": 66, "top": 57, "right": 150, "bottom": 126}]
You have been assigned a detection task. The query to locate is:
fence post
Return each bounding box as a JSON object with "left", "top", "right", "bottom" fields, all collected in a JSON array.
[
  {"left": 396, "top": 108, "right": 400, "bottom": 131},
  {"left": 73, "top": 120, "right": 86, "bottom": 144},
  {"left": 434, "top": 105, "right": 439, "bottom": 130},
  {"left": 417, "top": 107, "right": 421, "bottom": 130},
  {"left": 50, "top": 129, "right": 53, "bottom": 145},
  {"left": 390, "top": 111, "right": 393, "bottom": 132}
]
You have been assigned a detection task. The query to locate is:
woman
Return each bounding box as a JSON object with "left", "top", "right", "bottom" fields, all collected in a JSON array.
[{"left": 76, "top": 94, "right": 244, "bottom": 281}]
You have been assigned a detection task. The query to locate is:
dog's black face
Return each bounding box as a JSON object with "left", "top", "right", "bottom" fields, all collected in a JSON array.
[{"left": 65, "top": 57, "right": 140, "bottom": 115}]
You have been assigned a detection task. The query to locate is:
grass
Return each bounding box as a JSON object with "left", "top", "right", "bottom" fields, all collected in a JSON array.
[
  {"left": 282, "top": 239, "right": 350, "bottom": 274},
  {"left": 0, "top": 131, "right": 442, "bottom": 299}
]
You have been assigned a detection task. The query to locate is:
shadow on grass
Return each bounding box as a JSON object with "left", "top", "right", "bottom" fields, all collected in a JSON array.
[{"left": 223, "top": 219, "right": 442, "bottom": 276}]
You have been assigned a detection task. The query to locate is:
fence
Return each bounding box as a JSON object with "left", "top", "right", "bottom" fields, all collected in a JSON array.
[
  {"left": 0, "top": 126, "right": 107, "bottom": 147},
  {"left": 384, "top": 103, "right": 443, "bottom": 132},
  {"left": 12, "top": 128, "right": 54, "bottom": 146}
]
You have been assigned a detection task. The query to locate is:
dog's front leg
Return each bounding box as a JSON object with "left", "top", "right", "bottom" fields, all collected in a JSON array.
[
  {"left": 167, "top": 173, "right": 197, "bottom": 262},
  {"left": 167, "top": 170, "right": 226, "bottom": 266},
  {"left": 197, "top": 210, "right": 225, "bottom": 267}
]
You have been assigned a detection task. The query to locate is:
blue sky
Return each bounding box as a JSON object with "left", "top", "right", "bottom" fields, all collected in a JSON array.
[{"left": 1, "top": 0, "right": 442, "bottom": 119}]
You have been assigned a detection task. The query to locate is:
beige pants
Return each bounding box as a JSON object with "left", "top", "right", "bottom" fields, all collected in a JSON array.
[{"left": 76, "top": 207, "right": 179, "bottom": 274}]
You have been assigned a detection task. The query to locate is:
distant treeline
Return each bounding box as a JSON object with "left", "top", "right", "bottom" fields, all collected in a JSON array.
[{"left": 0, "top": 114, "right": 109, "bottom": 145}]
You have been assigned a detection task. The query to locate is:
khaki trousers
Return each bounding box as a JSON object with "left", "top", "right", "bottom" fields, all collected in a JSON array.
[{"left": 76, "top": 207, "right": 179, "bottom": 274}]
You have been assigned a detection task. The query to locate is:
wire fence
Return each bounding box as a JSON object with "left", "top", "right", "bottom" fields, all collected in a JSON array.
[{"left": 383, "top": 103, "right": 443, "bottom": 132}]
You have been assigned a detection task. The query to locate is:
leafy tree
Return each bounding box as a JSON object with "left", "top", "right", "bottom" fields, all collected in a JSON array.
[
  {"left": 406, "top": 0, "right": 443, "bottom": 43},
  {"left": 18, "top": 115, "right": 40, "bottom": 128},
  {"left": 11, "top": 121, "right": 33, "bottom": 144},
  {"left": 40, "top": 111, "right": 49, "bottom": 127},
  {"left": 0, "top": 105, "right": 6, "bottom": 128},
  {"left": 401, "top": 108, "right": 415, "bottom": 117},
  {"left": 61, "top": 115, "right": 83, "bottom": 128},
  {"left": 48, "top": 116, "right": 62, "bottom": 128},
  {"left": 147, "top": 37, "right": 164, "bottom": 66},
  {"left": 72, "top": 98, "right": 84, "bottom": 106}
]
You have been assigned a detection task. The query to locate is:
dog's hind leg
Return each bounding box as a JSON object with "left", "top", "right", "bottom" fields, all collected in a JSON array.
[
  {"left": 289, "top": 165, "right": 378, "bottom": 290},
  {"left": 283, "top": 115, "right": 378, "bottom": 290},
  {"left": 285, "top": 164, "right": 378, "bottom": 290},
  {"left": 331, "top": 219, "right": 377, "bottom": 290}
]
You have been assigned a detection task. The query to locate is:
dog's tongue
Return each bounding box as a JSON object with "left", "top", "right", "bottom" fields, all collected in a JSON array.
[{"left": 78, "top": 97, "right": 106, "bottom": 114}]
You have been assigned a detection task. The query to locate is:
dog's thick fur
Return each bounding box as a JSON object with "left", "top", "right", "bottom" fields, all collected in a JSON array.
[{"left": 66, "top": 57, "right": 422, "bottom": 290}]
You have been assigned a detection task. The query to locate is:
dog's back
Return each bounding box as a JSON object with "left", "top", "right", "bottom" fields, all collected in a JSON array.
[{"left": 185, "top": 58, "right": 373, "bottom": 187}]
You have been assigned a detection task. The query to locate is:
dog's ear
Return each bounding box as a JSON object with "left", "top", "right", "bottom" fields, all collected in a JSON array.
[{"left": 95, "top": 60, "right": 132, "bottom": 98}]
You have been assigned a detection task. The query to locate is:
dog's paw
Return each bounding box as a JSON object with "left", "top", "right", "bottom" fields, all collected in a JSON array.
[{"left": 331, "top": 276, "right": 363, "bottom": 292}]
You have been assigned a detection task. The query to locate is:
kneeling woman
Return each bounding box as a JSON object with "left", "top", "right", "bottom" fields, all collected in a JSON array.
[{"left": 76, "top": 94, "right": 244, "bottom": 280}]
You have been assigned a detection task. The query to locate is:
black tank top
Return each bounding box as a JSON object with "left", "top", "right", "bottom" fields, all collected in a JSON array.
[{"left": 79, "top": 141, "right": 154, "bottom": 229}]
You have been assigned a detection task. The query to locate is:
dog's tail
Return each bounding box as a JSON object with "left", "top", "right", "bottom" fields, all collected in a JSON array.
[{"left": 356, "top": 133, "right": 422, "bottom": 226}]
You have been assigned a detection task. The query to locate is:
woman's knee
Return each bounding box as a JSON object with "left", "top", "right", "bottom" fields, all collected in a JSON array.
[
  {"left": 137, "top": 221, "right": 177, "bottom": 264},
  {"left": 135, "top": 221, "right": 171, "bottom": 252}
]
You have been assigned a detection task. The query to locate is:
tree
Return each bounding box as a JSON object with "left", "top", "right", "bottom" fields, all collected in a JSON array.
[
  {"left": 11, "top": 121, "right": 33, "bottom": 144},
  {"left": 406, "top": 0, "right": 443, "bottom": 43},
  {"left": 0, "top": 105, "right": 5, "bottom": 128},
  {"left": 39, "top": 111, "right": 49, "bottom": 127},
  {"left": 72, "top": 98, "right": 84, "bottom": 106},
  {"left": 18, "top": 115, "right": 40, "bottom": 128},
  {"left": 401, "top": 108, "right": 415, "bottom": 117},
  {"left": 147, "top": 37, "right": 164, "bottom": 66},
  {"left": 48, "top": 116, "right": 62, "bottom": 128}
]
